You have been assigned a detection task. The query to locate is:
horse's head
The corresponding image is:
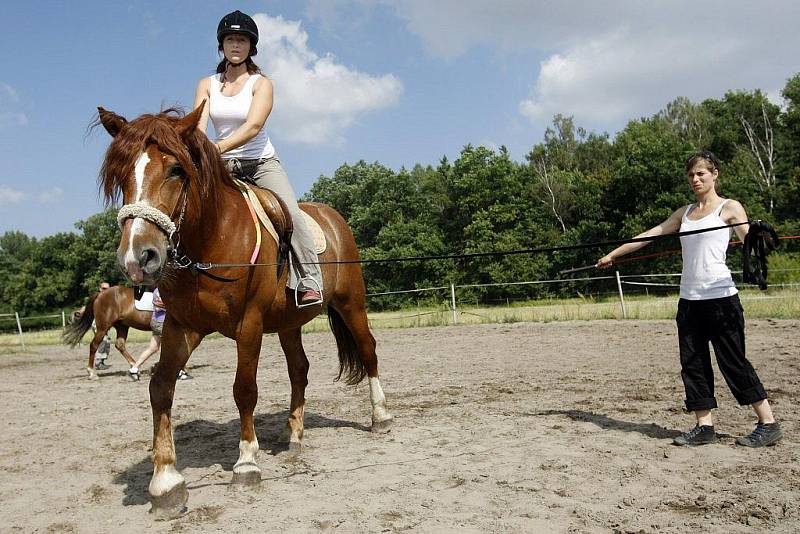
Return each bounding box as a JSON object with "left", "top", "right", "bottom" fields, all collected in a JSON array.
[{"left": 96, "top": 103, "right": 222, "bottom": 285}]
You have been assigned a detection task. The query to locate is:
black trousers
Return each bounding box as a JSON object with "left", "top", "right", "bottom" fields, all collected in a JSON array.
[{"left": 676, "top": 294, "right": 767, "bottom": 411}]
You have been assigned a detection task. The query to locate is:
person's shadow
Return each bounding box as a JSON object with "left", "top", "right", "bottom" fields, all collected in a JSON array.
[
  {"left": 530, "top": 409, "right": 683, "bottom": 439},
  {"left": 112, "top": 410, "right": 369, "bottom": 505}
]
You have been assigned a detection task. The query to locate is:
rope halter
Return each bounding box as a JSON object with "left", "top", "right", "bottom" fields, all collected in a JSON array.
[{"left": 117, "top": 203, "right": 177, "bottom": 238}]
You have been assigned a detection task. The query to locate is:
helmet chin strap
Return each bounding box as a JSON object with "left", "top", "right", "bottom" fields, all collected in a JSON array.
[{"left": 227, "top": 58, "right": 247, "bottom": 68}]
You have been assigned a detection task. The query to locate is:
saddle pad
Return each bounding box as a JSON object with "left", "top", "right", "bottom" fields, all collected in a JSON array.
[
  {"left": 134, "top": 291, "right": 154, "bottom": 311},
  {"left": 303, "top": 212, "right": 327, "bottom": 255},
  {"left": 237, "top": 180, "right": 327, "bottom": 254}
]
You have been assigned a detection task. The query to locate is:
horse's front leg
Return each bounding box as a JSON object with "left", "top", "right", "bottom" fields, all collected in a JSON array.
[
  {"left": 148, "top": 318, "right": 203, "bottom": 519},
  {"left": 231, "top": 315, "right": 264, "bottom": 486},
  {"left": 278, "top": 328, "right": 309, "bottom": 451}
]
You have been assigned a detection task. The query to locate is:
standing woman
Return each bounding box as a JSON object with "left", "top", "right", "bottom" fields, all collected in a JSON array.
[
  {"left": 597, "top": 151, "right": 783, "bottom": 447},
  {"left": 193, "top": 10, "right": 323, "bottom": 305}
]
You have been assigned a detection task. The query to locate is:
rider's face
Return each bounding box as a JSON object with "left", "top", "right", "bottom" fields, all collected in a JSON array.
[{"left": 223, "top": 34, "right": 251, "bottom": 64}]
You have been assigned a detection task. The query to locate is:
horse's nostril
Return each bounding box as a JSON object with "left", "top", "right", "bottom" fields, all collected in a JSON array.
[{"left": 139, "top": 247, "right": 160, "bottom": 269}]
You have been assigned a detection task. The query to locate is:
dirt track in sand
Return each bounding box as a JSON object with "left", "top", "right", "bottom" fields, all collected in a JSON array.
[{"left": 1, "top": 319, "right": 798, "bottom": 533}]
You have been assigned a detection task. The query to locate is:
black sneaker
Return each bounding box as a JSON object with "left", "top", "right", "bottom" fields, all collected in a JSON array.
[
  {"left": 673, "top": 425, "right": 718, "bottom": 446},
  {"left": 177, "top": 370, "right": 193, "bottom": 380},
  {"left": 94, "top": 362, "right": 111, "bottom": 370},
  {"left": 736, "top": 422, "right": 783, "bottom": 448}
]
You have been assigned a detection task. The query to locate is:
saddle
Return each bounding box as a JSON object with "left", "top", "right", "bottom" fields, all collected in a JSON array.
[
  {"left": 134, "top": 291, "right": 154, "bottom": 312},
  {"left": 235, "top": 179, "right": 326, "bottom": 278}
]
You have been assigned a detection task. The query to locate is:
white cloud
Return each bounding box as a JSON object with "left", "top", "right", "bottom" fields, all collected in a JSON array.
[
  {"left": 0, "top": 186, "right": 25, "bottom": 205},
  {"left": 385, "top": 0, "right": 800, "bottom": 128},
  {"left": 252, "top": 13, "right": 403, "bottom": 145},
  {"left": 519, "top": 29, "right": 746, "bottom": 125},
  {"left": 37, "top": 187, "right": 64, "bottom": 204}
]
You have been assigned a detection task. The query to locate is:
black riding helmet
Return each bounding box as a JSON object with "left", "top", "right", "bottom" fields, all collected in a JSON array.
[{"left": 217, "top": 10, "right": 259, "bottom": 56}]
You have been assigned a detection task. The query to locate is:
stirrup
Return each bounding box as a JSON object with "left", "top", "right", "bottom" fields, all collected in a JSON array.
[{"left": 295, "top": 276, "right": 323, "bottom": 308}]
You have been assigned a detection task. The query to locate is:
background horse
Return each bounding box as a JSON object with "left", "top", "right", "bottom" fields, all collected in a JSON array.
[
  {"left": 63, "top": 285, "right": 152, "bottom": 379},
  {"left": 96, "top": 104, "right": 392, "bottom": 518}
]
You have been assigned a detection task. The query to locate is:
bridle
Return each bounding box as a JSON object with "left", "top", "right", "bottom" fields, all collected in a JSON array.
[
  {"left": 116, "top": 180, "right": 187, "bottom": 257},
  {"left": 116, "top": 169, "right": 238, "bottom": 283}
]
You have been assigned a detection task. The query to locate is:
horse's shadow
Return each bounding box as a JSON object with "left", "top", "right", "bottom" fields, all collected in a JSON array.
[
  {"left": 112, "top": 410, "right": 369, "bottom": 505},
  {"left": 530, "top": 409, "right": 682, "bottom": 440}
]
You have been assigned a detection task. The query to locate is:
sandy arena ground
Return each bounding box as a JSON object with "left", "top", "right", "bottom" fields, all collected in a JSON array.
[{"left": 1, "top": 319, "right": 798, "bottom": 533}]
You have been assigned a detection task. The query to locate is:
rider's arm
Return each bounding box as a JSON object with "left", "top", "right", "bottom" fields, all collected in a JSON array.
[{"left": 193, "top": 77, "right": 212, "bottom": 137}]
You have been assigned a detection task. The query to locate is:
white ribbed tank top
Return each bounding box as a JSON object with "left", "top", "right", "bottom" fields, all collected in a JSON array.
[
  {"left": 208, "top": 73, "right": 275, "bottom": 160},
  {"left": 679, "top": 199, "right": 738, "bottom": 300}
]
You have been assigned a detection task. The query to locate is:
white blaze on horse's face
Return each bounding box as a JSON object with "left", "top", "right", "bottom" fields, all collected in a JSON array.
[
  {"left": 134, "top": 151, "right": 150, "bottom": 202},
  {"left": 118, "top": 147, "right": 170, "bottom": 285},
  {"left": 127, "top": 151, "right": 152, "bottom": 251}
]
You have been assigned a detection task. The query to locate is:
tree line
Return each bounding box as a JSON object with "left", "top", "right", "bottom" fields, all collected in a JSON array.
[{"left": 2, "top": 74, "right": 799, "bottom": 321}]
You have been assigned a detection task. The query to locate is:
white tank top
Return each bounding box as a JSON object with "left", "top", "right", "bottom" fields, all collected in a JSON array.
[
  {"left": 679, "top": 199, "right": 738, "bottom": 300},
  {"left": 208, "top": 73, "right": 275, "bottom": 160}
]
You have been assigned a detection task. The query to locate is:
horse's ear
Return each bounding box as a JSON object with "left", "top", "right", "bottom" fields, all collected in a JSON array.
[
  {"left": 177, "top": 101, "right": 205, "bottom": 138},
  {"left": 97, "top": 107, "right": 127, "bottom": 137}
]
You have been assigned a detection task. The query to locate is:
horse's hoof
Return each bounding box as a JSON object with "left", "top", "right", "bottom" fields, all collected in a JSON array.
[
  {"left": 279, "top": 426, "right": 304, "bottom": 451},
  {"left": 371, "top": 417, "right": 393, "bottom": 433},
  {"left": 231, "top": 463, "right": 261, "bottom": 487},
  {"left": 87, "top": 369, "right": 98, "bottom": 381},
  {"left": 231, "top": 470, "right": 261, "bottom": 486},
  {"left": 149, "top": 482, "right": 188, "bottom": 520}
]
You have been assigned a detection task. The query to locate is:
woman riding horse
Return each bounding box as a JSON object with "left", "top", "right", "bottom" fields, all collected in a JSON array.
[{"left": 193, "top": 10, "right": 323, "bottom": 306}]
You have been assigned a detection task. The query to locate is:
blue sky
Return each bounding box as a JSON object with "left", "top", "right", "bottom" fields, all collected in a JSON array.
[{"left": 1, "top": 1, "right": 798, "bottom": 237}]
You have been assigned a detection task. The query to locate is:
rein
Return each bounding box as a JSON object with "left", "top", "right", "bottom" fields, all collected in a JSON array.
[{"left": 188, "top": 219, "right": 781, "bottom": 290}]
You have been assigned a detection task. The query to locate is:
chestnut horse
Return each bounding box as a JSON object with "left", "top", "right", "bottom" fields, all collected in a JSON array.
[
  {"left": 63, "top": 285, "right": 151, "bottom": 379},
  {"left": 96, "top": 104, "right": 392, "bottom": 518}
]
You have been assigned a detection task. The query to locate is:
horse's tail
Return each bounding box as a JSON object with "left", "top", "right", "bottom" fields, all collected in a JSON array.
[
  {"left": 327, "top": 307, "right": 367, "bottom": 385},
  {"left": 62, "top": 293, "right": 98, "bottom": 347}
]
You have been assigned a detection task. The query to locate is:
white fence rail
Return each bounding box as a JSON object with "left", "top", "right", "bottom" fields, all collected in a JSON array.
[
  {"left": 0, "top": 311, "right": 67, "bottom": 349},
  {"left": 365, "top": 268, "right": 800, "bottom": 322}
]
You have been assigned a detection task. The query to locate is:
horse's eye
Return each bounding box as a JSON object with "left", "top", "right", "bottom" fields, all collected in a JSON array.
[{"left": 168, "top": 165, "right": 185, "bottom": 179}]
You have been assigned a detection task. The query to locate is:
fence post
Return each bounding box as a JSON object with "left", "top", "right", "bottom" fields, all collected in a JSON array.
[
  {"left": 450, "top": 283, "right": 458, "bottom": 324},
  {"left": 15, "top": 312, "right": 26, "bottom": 350},
  {"left": 62, "top": 310, "right": 66, "bottom": 328},
  {"left": 615, "top": 271, "right": 627, "bottom": 319}
]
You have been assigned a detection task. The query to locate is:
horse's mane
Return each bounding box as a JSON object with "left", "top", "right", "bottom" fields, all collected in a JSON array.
[{"left": 98, "top": 108, "right": 236, "bottom": 224}]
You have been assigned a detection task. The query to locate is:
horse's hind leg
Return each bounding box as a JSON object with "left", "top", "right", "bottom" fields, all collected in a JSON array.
[
  {"left": 329, "top": 300, "right": 393, "bottom": 432},
  {"left": 278, "top": 328, "right": 309, "bottom": 450},
  {"left": 231, "top": 317, "right": 264, "bottom": 486},
  {"left": 86, "top": 329, "right": 108, "bottom": 380},
  {"left": 113, "top": 325, "right": 137, "bottom": 366}
]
